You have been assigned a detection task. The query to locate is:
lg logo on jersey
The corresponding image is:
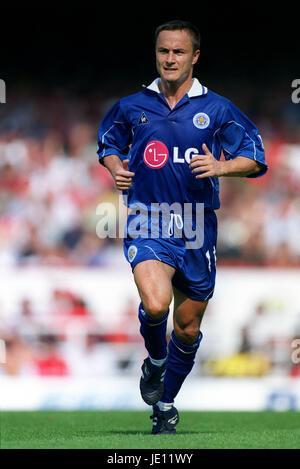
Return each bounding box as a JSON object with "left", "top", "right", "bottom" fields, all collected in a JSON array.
[
  {"left": 173, "top": 147, "right": 200, "bottom": 164},
  {"left": 143, "top": 140, "right": 200, "bottom": 168},
  {"left": 143, "top": 141, "right": 169, "bottom": 168}
]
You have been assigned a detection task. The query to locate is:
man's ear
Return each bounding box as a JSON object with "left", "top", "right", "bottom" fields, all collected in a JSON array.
[{"left": 193, "top": 49, "right": 200, "bottom": 65}]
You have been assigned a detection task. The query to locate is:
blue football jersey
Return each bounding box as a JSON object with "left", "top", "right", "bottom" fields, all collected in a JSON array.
[{"left": 97, "top": 78, "right": 268, "bottom": 211}]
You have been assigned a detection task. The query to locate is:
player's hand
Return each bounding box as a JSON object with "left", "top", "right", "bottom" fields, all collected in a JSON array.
[
  {"left": 113, "top": 159, "right": 135, "bottom": 190},
  {"left": 189, "top": 144, "right": 224, "bottom": 178}
]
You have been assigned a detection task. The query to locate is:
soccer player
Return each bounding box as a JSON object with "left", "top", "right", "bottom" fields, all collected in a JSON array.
[{"left": 97, "top": 20, "right": 268, "bottom": 434}]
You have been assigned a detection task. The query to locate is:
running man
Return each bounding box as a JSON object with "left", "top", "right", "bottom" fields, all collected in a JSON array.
[{"left": 97, "top": 20, "right": 268, "bottom": 434}]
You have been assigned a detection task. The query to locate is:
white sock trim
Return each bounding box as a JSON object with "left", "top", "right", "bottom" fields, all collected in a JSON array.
[
  {"left": 157, "top": 401, "right": 174, "bottom": 412},
  {"left": 149, "top": 355, "right": 168, "bottom": 367}
]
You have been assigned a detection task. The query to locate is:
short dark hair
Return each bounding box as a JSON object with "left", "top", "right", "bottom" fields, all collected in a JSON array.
[{"left": 154, "top": 20, "right": 201, "bottom": 52}]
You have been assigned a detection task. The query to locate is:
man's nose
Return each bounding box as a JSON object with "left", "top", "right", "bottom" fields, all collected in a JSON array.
[{"left": 166, "top": 52, "right": 175, "bottom": 64}]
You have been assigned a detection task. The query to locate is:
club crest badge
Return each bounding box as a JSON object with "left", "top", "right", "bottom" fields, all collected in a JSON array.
[
  {"left": 128, "top": 245, "right": 138, "bottom": 262},
  {"left": 193, "top": 112, "right": 210, "bottom": 129}
]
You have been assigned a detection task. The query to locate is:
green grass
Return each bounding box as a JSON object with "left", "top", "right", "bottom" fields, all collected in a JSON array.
[{"left": 1, "top": 410, "right": 300, "bottom": 449}]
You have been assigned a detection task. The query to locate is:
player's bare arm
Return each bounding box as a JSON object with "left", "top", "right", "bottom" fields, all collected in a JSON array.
[
  {"left": 103, "top": 155, "right": 135, "bottom": 190},
  {"left": 189, "top": 143, "right": 262, "bottom": 178}
]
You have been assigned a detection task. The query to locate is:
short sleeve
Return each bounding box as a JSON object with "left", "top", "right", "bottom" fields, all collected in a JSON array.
[
  {"left": 216, "top": 100, "right": 268, "bottom": 178},
  {"left": 97, "top": 100, "right": 132, "bottom": 165}
]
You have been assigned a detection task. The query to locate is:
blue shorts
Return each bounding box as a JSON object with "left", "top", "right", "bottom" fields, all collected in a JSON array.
[{"left": 123, "top": 210, "right": 217, "bottom": 302}]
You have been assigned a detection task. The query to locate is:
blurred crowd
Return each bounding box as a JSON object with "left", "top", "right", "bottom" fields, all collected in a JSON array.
[
  {"left": 0, "top": 91, "right": 120, "bottom": 268},
  {"left": 0, "top": 290, "right": 144, "bottom": 378},
  {"left": 1, "top": 287, "right": 299, "bottom": 378},
  {"left": 0, "top": 84, "right": 300, "bottom": 268}
]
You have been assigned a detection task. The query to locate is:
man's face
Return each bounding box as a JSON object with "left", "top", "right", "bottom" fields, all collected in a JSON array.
[{"left": 155, "top": 29, "right": 200, "bottom": 85}]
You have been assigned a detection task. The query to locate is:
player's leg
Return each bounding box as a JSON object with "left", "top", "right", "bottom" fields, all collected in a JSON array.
[
  {"left": 151, "top": 287, "right": 208, "bottom": 434},
  {"left": 158, "top": 209, "right": 217, "bottom": 408},
  {"left": 161, "top": 286, "right": 207, "bottom": 402},
  {"left": 133, "top": 259, "right": 175, "bottom": 405},
  {"left": 150, "top": 211, "right": 217, "bottom": 432},
  {"left": 172, "top": 285, "right": 207, "bottom": 344},
  {"left": 134, "top": 259, "right": 175, "bottom": 321}
]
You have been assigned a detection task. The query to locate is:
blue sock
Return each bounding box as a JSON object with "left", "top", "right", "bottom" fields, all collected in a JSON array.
[
  {"left": 138, "top": 302, "right": 169, "bottom": 360},
  {"left": 160, "top": 330, "right": 203, "bottom": 403}
]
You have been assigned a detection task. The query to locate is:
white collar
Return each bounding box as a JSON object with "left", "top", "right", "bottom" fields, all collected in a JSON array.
[{"left": 146, "top": 78, "right": 207, "bottom": 97}]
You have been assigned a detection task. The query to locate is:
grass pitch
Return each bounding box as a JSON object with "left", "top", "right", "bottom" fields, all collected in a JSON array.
[{"left": 1, "top": 410, "right": 299, "bottom": 449}]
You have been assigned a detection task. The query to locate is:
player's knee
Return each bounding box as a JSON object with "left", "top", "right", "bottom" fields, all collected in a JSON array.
[
  {"left": 143, "top": 298, "right": 170, "bottom": 320},
  {"left": 174, "top": 323, "right": 200, "bottom": 345}
]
